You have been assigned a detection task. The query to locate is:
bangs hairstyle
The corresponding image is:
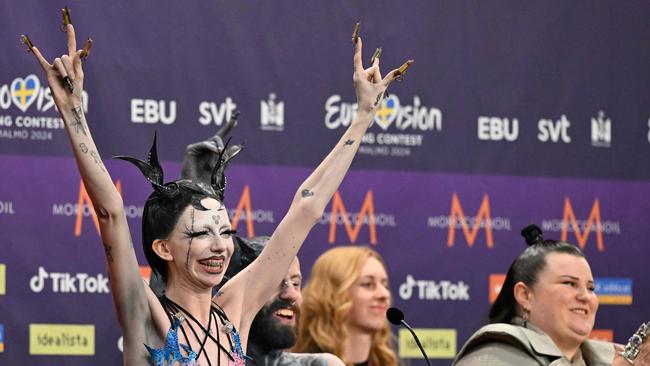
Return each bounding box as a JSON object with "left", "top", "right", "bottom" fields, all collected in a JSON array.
[
  {"left": 142, "top": 180, "right": 219, "bottom": 282},
  {"left": 489, "top": 224, "right": 586, "bottom": 324},
  {"left": 293, "top": 246, "right": 399, "bottom": 366}
]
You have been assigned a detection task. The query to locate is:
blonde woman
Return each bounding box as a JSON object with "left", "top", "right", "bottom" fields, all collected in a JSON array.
[{"left": 293, "top": 247, "right": 399, "bottom": 366}]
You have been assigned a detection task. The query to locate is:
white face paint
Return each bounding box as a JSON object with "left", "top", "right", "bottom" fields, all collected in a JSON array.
[{"left": 166, "top": 197, "right": 235, "bottom": 290}]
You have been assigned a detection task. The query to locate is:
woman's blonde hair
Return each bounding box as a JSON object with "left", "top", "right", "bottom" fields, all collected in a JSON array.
[{"left": 292, "top": 246, "right": 398, "bottom": 366}]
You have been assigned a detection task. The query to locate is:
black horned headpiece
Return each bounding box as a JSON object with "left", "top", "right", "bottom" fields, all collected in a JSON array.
[{"left": 114, "top": 132, "right": 243, "bottom": 205}]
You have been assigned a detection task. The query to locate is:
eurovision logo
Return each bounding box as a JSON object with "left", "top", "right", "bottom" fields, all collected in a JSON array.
[
  {"left": 10, "top": 75, "right": 40, "bottom": 112},
  {"left": 324, "top": 94, "right": 442, "bottom": 158},
  {"left": 0, "top": 74, "right": 88, "bottom": 113}
]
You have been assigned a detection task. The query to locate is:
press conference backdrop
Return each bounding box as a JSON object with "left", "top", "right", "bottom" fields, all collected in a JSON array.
[{"left": 1, "top": 1, "right": 649, "bottom": 364}]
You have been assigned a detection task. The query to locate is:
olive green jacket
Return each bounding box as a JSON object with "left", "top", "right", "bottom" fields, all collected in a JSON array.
[{"left": 453, "top": 323, "right": 614, "bottom": 366}]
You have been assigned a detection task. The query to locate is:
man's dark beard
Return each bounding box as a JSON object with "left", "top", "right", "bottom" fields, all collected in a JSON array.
[{"left": 249, "top": 299, "right": 299, "bottom": 354}]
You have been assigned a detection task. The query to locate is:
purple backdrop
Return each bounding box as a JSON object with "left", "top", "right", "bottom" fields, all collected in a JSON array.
[{"left": 1, "top": 1, "right": 649, "bottom": 365}]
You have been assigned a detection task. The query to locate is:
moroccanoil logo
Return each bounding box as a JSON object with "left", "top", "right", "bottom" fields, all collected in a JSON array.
[
  {"left": 326, "top": 191, "right": 377, "bottom": 244},
  {"left": 427, "top": 193, "right": 511, "bottom": 249},
  {"left": 398, "top": 328, "right": 456, "bottom": 359},
  {"left": 541, "top": 197, "right": 621, "bottom": 252},
  {"left": 29, "top": 324, "right": 95, "bottom": 355},
  {"left": 0, "top": 264, "right": 5, "bottom": 295},
  {"left": 317, "top": 190, "right": 396, "bottom": 245},
  {"left": 228, "top": 185, "right": 275, "bottom": 238},
  {"left": 51, "top": 179, "right": 127, "bottom": 237}
]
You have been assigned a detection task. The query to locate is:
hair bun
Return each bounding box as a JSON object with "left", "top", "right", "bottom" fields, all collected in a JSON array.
[{"left": 521, "top": 224, "right": 544, "bottom": 246}]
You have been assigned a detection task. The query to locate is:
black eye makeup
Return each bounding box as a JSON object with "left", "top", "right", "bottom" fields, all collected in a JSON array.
[
  {"left": 219, "top": 229, "right": 237, "bottom": 237},
  {"left": 182, "top": 226, "right": 214, "bottom": 239}
]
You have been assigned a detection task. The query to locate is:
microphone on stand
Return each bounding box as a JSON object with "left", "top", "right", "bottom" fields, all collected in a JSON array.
[{"left": 386, "top": 307, "right": 433, "bottom": 366}]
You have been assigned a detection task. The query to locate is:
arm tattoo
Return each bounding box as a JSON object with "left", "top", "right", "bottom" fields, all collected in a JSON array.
[
  {"left": 89, "top": 150, "right": 106, "bottom": 172},
  {"left": 344, "top": 139, "right": 354, "bottom": 146},
  {"left": 103, "top": 243, "right": 114, "bottom": 263},
  {"left": 301, "top": 189, "right": 315, "bottom": 198},
  {"left": 70, "top": 106, "right": 87, "bottom": 136},
  {"left": 79, "top": 143, "right": 88, "bottom": 153}
]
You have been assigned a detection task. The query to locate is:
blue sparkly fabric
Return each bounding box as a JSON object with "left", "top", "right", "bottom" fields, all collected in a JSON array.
[{"left": 144, "top": 318, "right": 198, "bottom": 366}]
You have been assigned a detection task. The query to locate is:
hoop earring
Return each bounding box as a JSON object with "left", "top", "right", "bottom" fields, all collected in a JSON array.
[{"left": 522, "top": 309, "right": 530, "bottom": 327}]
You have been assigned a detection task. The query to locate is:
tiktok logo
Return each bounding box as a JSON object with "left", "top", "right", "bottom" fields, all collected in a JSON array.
[{"left": 29, "top": 267, "right": 110, "bottom": 294}]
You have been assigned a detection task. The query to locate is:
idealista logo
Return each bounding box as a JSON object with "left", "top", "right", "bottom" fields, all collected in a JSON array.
[
  {"left": 399, "top": 275, "right": 470, "bottom": 301},
  {"left": 29, "top": 324, "right": 94, "bottom": 355},
  {"left": 427, "top": 193, "right": 512, "bottom": 249},
  {"left": 324, "top": 93, "right": 442, "bottom": 158},
  {"left": 30, "top": 267, "right": 110, "bottom": 294},
  {"left": 595, "top": 278, "right": 632, "bottom": 305},
  {"left": 398, "top": 328, "right": 456, "bottom": 359},
  {"left": 540, "top": 197, "right": 620, "bottom": 252},
  {"left": 260, "top": 93, "right": 284, "bottom": 131},
  {"left": 0, "top": 263, "right": 5, "bottom": 296},
  {"left": 591, "top": 111, "right": 611, "bottom": 147},
  {"left": 0, "top": 75, "right": 88, "bottom": 141}
]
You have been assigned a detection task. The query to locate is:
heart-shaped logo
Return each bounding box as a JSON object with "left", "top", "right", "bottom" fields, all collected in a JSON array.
[
  {"left": 11, "top": 74, "right": 40, "bottom": 113},
  {"left": 373, "top": 93, "right": 400, "bottom": 131}
]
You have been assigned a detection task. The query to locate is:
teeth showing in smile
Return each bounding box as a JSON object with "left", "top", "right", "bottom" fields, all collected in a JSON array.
[
  {"left": 275, "top": 309, "right": 294, "bottom": 319},
  {"left": 571, "top": 309, "right": 587, "bottom": 315},
  {"left": 199, "top": 258, "right": 224, "bottom": 270}
]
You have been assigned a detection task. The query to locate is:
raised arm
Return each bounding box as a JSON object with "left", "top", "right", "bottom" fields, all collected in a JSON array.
[
  {"left": 222, "top": 34, "right": 412, "bottom": 319},
  {"left": 26, "top": 24, "right": 150, "bottom": 331}
]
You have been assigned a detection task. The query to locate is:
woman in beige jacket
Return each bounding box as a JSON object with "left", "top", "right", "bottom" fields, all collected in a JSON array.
[{"left": 454, "top": 225, "right": 648, "bottom": 366}]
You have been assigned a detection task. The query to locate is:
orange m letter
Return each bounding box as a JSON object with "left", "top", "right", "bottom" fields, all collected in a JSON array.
[
  {"left": 230, "top": 185, "right": 255, "bottom": 237},
  {"left": 328, "top": 191, "right": 377, "bottom": 244},
  {"left": 561, "top": 197, "right": 604, "bottom": 252},
  {"left": 447, "top": 193, "right": 494, "bottom": 248},
  {"left": 75, "top": 179, "right": 122, "bottom": 236}
]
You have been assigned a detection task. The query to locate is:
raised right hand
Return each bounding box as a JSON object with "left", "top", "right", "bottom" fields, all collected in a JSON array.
[{"left": 29, "top": 24, "right": 85, "bottom": 111}]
